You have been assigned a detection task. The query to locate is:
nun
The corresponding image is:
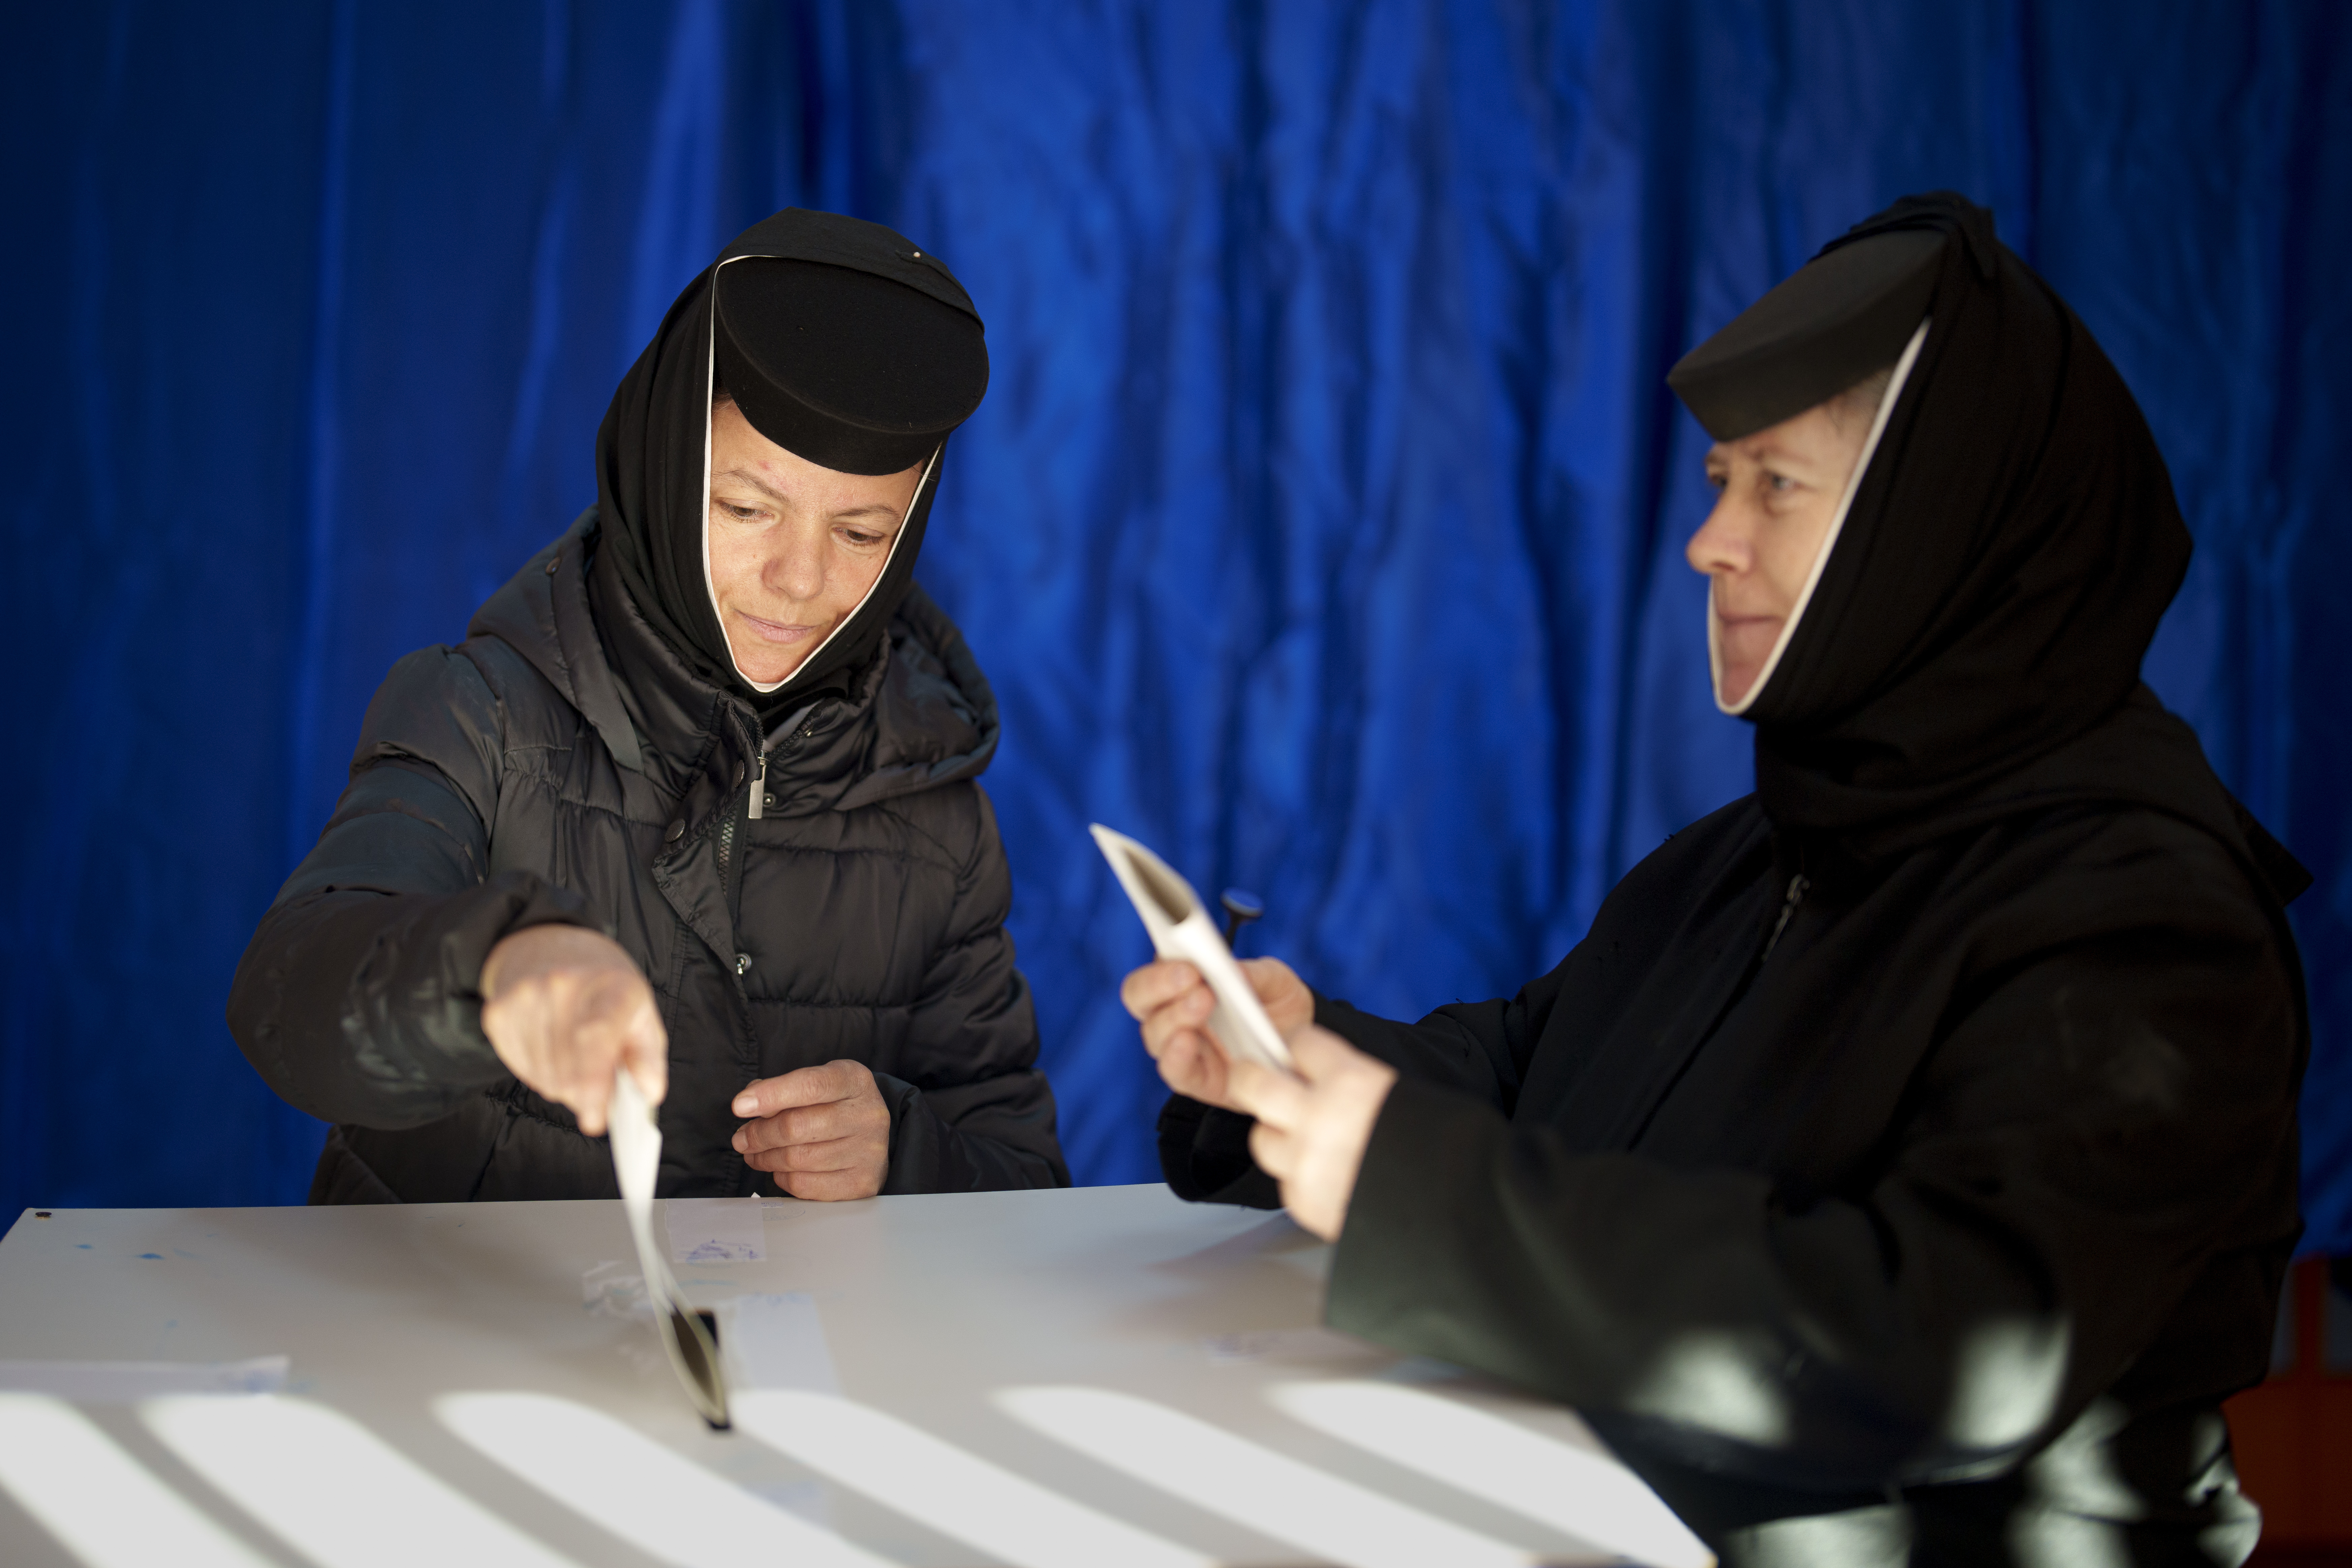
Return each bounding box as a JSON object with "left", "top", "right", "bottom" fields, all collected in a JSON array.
[
  {"left": 231, "top": 208, "right": 1067, "bottom": 1202},
  {"left": 1126, "top": 193, "right": 2307, "bottom": 1563}
]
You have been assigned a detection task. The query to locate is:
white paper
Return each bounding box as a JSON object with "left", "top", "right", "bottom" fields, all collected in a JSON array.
[
  {"left": 1091, "top": 824, "right": 1294, "bottom": 1072},
  {"left": 581, "top": 1261, "right": 651, "bottom": 1321},
  {"left": 665, "top": 1197, "right": 766, "bottom": 1263},
  {"left": 609, "top": 1071, "right": 731, "bottom": 1427},
  {"left": 727, "top": 1293, "right": 842, "bottom": 1394},
  {"left": 0, "top": 1356, "right": 288, "bottom": 1399}
]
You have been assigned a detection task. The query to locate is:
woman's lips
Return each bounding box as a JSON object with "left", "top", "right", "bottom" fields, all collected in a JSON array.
[
  {"left": 1714, "top": 611, "right": 1785, "bottom": 661},
  {"left": 1714, "top": 611, "right": 1783, "bottom": 632},
  {"left": 736, "top": 611, "right": 820, "bottom": 645}
]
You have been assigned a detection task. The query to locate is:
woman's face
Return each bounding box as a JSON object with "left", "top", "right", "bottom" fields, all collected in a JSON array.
[
  {"left": 1685, "top": 400, "right": 1875, "bottom": 706},
  {"left": 706, "top": 399, "right": 927, "bottom": 686}
]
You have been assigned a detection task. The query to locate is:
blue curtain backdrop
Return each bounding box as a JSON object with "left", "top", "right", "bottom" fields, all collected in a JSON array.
[{"left": 4, "top": 1, "right": 2347, "bottom": 1249}]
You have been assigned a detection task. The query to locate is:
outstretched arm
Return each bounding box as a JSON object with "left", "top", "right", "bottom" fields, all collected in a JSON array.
[{"left": 227, "top": 646, "right": 653, "bottom": 1130}]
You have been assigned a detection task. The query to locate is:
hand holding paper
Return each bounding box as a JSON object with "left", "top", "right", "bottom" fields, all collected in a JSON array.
[
  {"left": 481, "top": 926, "right": 666, "bottom": 1135},
  {"left": 1122, "top": 955, "right": 1312, "bottom": 1110},
  {"left": 1221, "top": 1025, "right": 1397, "bottom": 1241},
  {"left": 1093, "top": 825, "right": 1299, "bottom": 1083}
]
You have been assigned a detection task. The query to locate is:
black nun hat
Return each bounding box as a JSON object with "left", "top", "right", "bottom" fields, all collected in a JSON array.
[
  {"left": 1668, "top": 192, "right": 2207, "bottom": 850},
  {"left": 1668, "top": 228, "right": 1942, "bottom": 443},
  {"left": 715, "top": 248, "right": 988, "bottom": 476},
  {"left": 592, "top": 208, "right": 990, "bottom": 713}
]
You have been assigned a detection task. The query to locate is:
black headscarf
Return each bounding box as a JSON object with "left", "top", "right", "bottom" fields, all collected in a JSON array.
[
  {"left": 1715, "top": 194, "right": 2197, "bottom": 840},
  {"left": 591, "top": 209, "right": 988, "bottom": 717}
]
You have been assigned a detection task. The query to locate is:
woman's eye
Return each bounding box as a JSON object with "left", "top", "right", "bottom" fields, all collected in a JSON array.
[
  {"left": 720, "top": 502, "right": 762, "bottom": 521},
  {"left": 1765, "top": 473, "right": 1797, "bottom": 494},
  {"left": 842, "top": 530, "right": 884, "bottom": 548}
]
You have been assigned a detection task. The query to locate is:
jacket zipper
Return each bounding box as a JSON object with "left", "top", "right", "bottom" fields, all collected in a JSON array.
[
  {"left": 1761, "top": 872, "right": 1811, "bottom": 960},
  {"left": 746, "top": 709, "right": 825, "bottom": 823},
  {"left": 1616, "top": 865, "right": 1811, "bottom": 1150}
]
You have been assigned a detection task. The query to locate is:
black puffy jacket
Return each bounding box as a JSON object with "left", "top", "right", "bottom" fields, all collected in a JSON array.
[{"left": 229, "top": 512, "right": 1066, "bottom": 1201}]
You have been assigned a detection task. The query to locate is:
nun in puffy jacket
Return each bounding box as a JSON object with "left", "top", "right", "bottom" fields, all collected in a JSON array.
[
  {"left": 231, "top": 208, "right": 1067, "bottom": 1203},
  {"left": 1127, "top": 194, "right": 2308, "bottom": 1565}
]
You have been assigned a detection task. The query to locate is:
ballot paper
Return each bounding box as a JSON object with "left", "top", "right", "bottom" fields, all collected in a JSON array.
[
  {"left": 1091, "top": 824, "right": 1295, "bottom": 1073},
  {"left": 664, "top": 1197, "right": 766, "bottom": 1264},
  {"left": 0, "top": 1356, "right": 289, "bottom": 1399},
  {"left": 609, "top": 1069, "right": 732, "bottom": 1429}
]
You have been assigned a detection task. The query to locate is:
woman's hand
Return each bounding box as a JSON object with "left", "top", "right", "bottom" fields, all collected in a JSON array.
[
  {"left": 731, "top": 1061, "right": 892, "bottom": 1200},
  {"left": 1225, "top": 1026, "right": 1397, "bottom": 1241},
  {"left": 480, "top": 926, "right": 668, "bottom": 1136},
  {"left": 1120, "top": 955, "right": 1314, "bottom": 1110}
]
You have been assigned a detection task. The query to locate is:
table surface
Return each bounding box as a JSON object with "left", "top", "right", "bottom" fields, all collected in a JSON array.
[{"left": 0, "top": 1185, "right": 1709, "bottom": 1568}]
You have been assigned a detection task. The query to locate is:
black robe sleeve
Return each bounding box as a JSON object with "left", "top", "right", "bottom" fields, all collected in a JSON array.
[
  {"left": 1324, "top": 904, "right": 2299, "bottom": 1492},
  {"left": 1155, "top": 974, "right": 1557, "bottom": 1203}
]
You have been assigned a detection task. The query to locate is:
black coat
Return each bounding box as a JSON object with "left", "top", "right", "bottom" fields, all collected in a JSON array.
[
  {"left": 230, "top": 513, "right": 1066, "bottom": 1201},
  {"left": 1164, "top": 696, "right": 2303, "bottom": 1562}
]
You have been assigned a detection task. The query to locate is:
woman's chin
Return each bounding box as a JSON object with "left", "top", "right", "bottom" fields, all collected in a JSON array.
[
  {"left": 726, "top": 637, "right": 813, "bottom": 687},
  {"left": 1716, "top": 663, "right": 1761, "bottom": 707}
]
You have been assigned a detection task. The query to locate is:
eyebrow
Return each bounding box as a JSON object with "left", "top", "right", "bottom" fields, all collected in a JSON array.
[
  {"left": 1709, "top": 437, "right": 1813, "bottom": 471},
  {"left": 712, "top": 468, "right": 904, "bottom": 525}
]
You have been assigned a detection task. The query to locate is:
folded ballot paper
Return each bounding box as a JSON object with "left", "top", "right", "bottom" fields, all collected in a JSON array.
[
  {"left": 1091, "top": 824, "right": 1295, "bottom": 1074},
  {"left": 608, "top": 1068, "right": 732, "bottom": 1429}
]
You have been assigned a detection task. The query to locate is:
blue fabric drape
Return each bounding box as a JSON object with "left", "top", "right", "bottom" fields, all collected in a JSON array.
[{"left": 5, "top": 1, "right": 2346, "bottom": 1251}]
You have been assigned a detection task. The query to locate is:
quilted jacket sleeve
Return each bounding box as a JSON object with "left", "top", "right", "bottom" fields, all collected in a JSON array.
[
  {"left": 226, "top": 646, "right": 599, "bottom": 1128},
  {"left": 873, "top": 785, "right": 1070, "bottom": 1191}
]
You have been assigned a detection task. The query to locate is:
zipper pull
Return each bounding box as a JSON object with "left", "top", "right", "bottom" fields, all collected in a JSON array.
[
  {"left": 1762, "top": 872, "right": 1810, "bottom": 960},
  {"left": 747, "top": 751, "right": 767, "bottom": 821}
]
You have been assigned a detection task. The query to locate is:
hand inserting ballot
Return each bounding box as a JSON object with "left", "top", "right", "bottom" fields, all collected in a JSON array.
[
  {"left": 731, "top": 1061, "right": 892, "bottom": 1200},
  {"left": 1122, "top": 956, "right": 1396, "bottom": 1240},
  {"left": 480, "top": 926, "right": 669, "bottom": 1137}
]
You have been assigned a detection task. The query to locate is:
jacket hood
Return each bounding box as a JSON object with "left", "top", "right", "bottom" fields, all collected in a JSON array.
[
  {"left": 468, "top": 510, "right": 998, "bottom": 811},
  {"left": 1744, "top": 194, "right": 2193, "bottom": 840}
]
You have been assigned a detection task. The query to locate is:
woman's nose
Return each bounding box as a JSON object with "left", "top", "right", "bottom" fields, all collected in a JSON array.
[
  {"left": 1685, "top": 493, "right": 1753, "bottom": 578},
  {"left": 767, "top": 529, "right": 827, "bottom": 601}
]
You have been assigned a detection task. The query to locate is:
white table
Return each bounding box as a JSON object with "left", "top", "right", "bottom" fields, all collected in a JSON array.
[{"left": 0, "top": 1185, "right": 1709, "bottom": 1568}]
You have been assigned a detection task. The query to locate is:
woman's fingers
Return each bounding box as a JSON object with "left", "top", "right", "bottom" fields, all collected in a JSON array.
[
  {"left": 734, "top": 1097, "right": 868, "bottom": 1151},
  {"left": 1154, "top": 1031, "right": 1231, "bottom": 1106},
  {"left": 1247, "top": 1119, "right": 1297, "bottom": 1180},
  {"left": 1138, "top": 983, "right": 1214, "bottom": 1062},
  {"left": 1286, "top": 1024, "right": 1360, "bottom": 1078},
  {"left": 480, "top": 940, "right": 664, "bottom": 1135},
  {"left": 562, "top": 982, "right": 629, "bottom": 1135},
  {"left": 1236, "top": 957, "right": 1314, "bottom": 1038},
  {"left": 1226, "top": 1055, "right": 1306, "bottom": 1128},
  {"left": 621, "top": 990, "right": 669, "bottom": 1105},
  {"left": 1120, "top": 960, "right": 1202, "bottom": 1021},
  {"left": 741, "top": 1133, "right": 869, "bottom": 1174},
  {"left": 777, "top": 1167, "right": 883, "bottom": 1202}
]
